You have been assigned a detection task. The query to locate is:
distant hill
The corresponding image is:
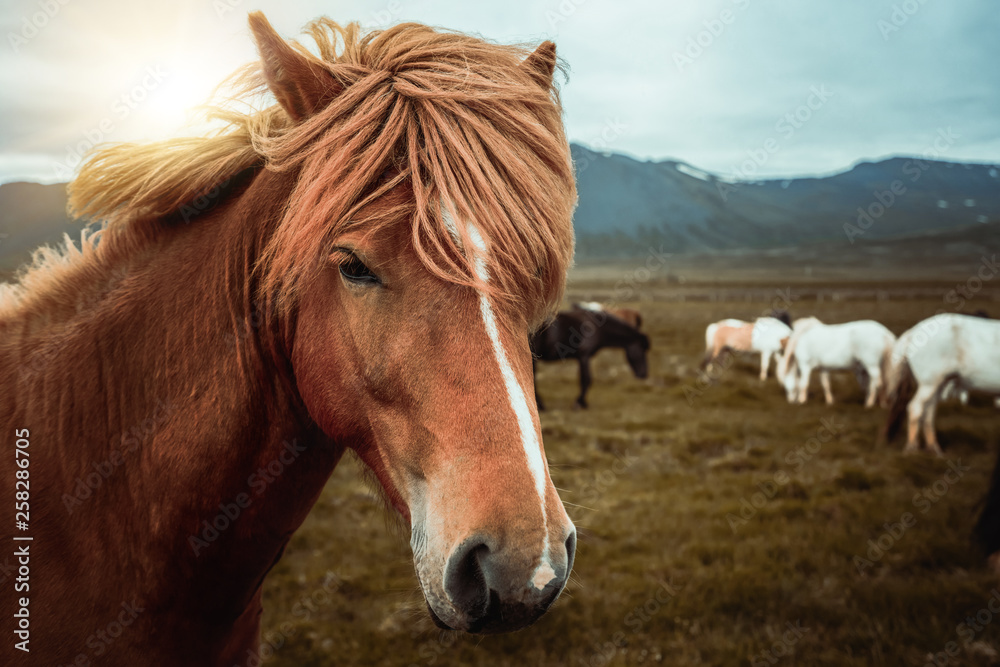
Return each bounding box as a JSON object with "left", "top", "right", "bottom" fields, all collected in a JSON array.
[
  {"left": 571, "top": 145, "right": 1000, "bottom": 257},
  {"left": 1, "top": 147, "right": 998, "bottom": 277},
  {"left": 0, "top": 182, "right": 74, "bottom": 276},
  {"left": 683, "top": 219, "right": 1000, "bottom": 277}
]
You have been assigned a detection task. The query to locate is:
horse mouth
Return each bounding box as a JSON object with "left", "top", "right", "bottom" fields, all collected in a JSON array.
[
  {"left": 427, "top": 602, "right": 452, "bottom": 631},
  {"left": 425, "top": 587, "right": 560, "bottom": 635}
]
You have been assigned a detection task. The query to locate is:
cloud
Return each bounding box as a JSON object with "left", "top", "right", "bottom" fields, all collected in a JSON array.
[{"left": 1, "top": 0, "right": 997, "bottom": 184}]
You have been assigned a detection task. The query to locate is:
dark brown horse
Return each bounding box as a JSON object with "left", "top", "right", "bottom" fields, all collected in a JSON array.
[
  {"left": 531, "top": 308, "right": 650, "bottom": 409},
  {"left": 0, "top": 14, "right": 578, "bottom": 665}
]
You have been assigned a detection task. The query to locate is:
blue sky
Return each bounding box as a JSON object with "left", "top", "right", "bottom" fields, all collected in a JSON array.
[{"left": 1, "top": 0, "right": 997, "bottom": 184}]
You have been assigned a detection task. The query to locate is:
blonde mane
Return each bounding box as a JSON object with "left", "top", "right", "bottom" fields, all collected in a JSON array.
[{"left": 4, "top": 16, "right": 576, "bottom": 325}]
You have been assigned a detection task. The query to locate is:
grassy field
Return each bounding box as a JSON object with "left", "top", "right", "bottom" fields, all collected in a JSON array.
[{"left": 260, "top": 263, "right": 1000, "bottom": 667}]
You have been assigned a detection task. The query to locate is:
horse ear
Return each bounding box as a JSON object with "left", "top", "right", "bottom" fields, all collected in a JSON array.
[
  {"left": 521, "top": 41, "right": 557, "bottom": 89},
  {"left": 248, "top": 12, "right": 341, "bottom": 122}
]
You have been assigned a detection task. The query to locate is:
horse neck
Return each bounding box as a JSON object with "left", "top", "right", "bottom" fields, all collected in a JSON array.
[
  {"left": 597, "top": 314, "right": 640, "bottom": 349},
  {"left": 7, "top": 169, "right": 340, "bottom": 645}
]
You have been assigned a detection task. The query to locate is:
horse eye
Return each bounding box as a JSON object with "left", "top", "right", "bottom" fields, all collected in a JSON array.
[{"left": 339, "top": 255, "right": 380, "bottom": 286}]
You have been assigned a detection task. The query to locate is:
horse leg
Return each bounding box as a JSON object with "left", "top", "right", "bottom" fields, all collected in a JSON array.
[
  {"left": 864, "top": 367, "right": 881, "bottom": 409},
  {"left": 575, "top": 356, "right": 592, "bottom": 409},
  {"left": 700, "top": 348, "right": 715, "bottom": 371},
  {"left": 705, "top": 341, "right": 727, "bottom": 374},
  {"left": 797, "top": 365, "right": 811, "bottom": 404},
  {"left": 760, "top": 350, "right": 771, "bottom": 381},
  {"left": 820, "top": 371, "right": 834, "bottom": 405},
  {"left": 922, "top": 392, "right": 943, "bottom": 457},
  {"left": 904, "top": 385, "right": 936, "bottom": 454},
  {"left": 532, "top": 359, "right": 545, "bottom": 411}
]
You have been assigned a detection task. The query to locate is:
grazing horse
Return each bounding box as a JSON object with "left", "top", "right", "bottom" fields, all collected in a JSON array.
[
  {"left": 703, "top": 318, "right": 746, "bottom": 360},
  {"left": 777, "top": 320, "right": 896, "bottom": 407},
  {"left": 531, "top": 308, "right": 650, "bottom": 409},
  {"left": 0, "top": 15, "right": 578, "bottom": 665},
  {"left": 882, "top": 313, "right": 1000, "bottom": 455},
  {"left": 702, "top": 317, "right": 791, "bottom": 380},
  {"left": 786, "top": 315, "right": 876, "bottom": 390},
  {"left": 574, "top": 301, "right": 643, "bottom": 330}
]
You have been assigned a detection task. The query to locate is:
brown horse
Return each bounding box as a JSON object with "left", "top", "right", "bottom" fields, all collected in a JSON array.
[
  {"left": 0, "top": 14, "right": 577, "bottom": 665},
  {"left": 573, "top": 301, "right": 643, "bottom": 330}
]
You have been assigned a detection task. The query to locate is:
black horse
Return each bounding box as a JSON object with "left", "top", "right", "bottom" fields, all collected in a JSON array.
[{"left": 530, "top": 308, "right": 650, "bottom": 409}]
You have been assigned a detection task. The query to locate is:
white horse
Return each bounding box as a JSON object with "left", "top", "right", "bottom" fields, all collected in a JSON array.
[
  {"left": 883, "top": 313, "right": 1000, "bottom": 455},
  {"left": 702, "top": 317, "right": 791, "bottom": 380},
  {"left": 777, "top": 319, "right": 896, "bottom": 407}
]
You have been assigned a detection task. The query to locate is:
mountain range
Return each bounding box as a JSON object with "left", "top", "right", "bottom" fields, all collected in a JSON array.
[
  {"left": 570, "top": 145, "right": 1000, "bottom": 258},
  {"left": 1, "top": 145, "right": 998, "bottom": 276}
]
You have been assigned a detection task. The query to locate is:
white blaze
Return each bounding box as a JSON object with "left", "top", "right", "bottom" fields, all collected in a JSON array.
[{"left": 465, "top": 222, "right": 554, "bottom": 589}]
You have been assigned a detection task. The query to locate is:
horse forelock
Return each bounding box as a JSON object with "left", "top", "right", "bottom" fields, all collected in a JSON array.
[{"left": 60, "top": 19, "right": 575, "bottom": 330}]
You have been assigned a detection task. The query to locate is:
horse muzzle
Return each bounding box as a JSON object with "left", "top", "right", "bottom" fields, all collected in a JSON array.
[{"left": 417, "top": 528, "right": 576, "bottom": 634}]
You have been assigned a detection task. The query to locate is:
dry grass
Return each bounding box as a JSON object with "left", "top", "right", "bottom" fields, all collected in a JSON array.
[{"left": 260, "top": 267, "right": 1000, "bottom": 667}]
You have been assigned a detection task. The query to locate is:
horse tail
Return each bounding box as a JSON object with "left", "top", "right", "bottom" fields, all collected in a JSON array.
[
  {"left": 879, "top": 339, "right": 916, "bottom": 444},
  {"left": 975, "top": 448, "right": 1000, "bottom": 558},
  {"left": 876, "top": 333, "right": 895, "bottom": 408}
]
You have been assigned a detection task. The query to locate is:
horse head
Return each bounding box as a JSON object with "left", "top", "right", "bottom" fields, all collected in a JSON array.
[
  {"left": 625, "top": 331, "right": 651, "bottom": 379},
  {"left": 780, "top": 358, "right": 800, "bottom": 402},
  {"left": 247, "top": 15, "right": 577, "bottom": 634}
]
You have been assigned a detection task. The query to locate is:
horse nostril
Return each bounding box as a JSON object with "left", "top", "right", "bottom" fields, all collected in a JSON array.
[
  {"left": 438, "top": 531, "right": 578, "bottom": 634},
  {"left": 444, "top": 539, "right": 490, "bottom": 620},
  {"left": 564, "top": 531, "right": 577, "bottom": 575}
]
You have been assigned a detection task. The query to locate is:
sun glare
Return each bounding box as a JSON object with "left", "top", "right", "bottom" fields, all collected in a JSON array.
[
  {"left": 77, "top": 8, "right": 255, "bottom": 143},
  {"left": 131, "top": 50, "right": 239, "bottom": 139}
]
